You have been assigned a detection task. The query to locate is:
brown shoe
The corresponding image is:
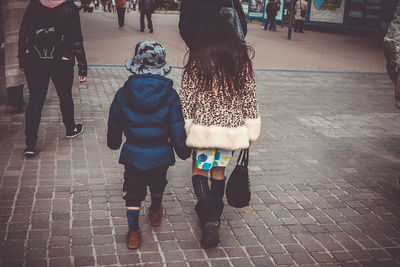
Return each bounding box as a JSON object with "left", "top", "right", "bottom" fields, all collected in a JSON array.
[
  {"left": 127, "top": 229, "right": 141, "bottom": 249},
  {"left": 148, "top": 205, "right": 163, "bottom": 226}
]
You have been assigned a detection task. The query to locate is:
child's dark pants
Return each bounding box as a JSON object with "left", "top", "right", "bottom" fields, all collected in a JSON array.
[{"left": 123, "top": 165, "right": 168, "bottom": 207}]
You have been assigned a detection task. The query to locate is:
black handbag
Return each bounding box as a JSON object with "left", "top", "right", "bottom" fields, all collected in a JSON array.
[{"left": 226, "top": 149, "right": 250, "bottom": 208}]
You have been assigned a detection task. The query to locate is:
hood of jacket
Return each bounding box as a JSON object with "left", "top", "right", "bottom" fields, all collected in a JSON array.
[{"left": 123, "top": 74, "right": 173, "bottom": 114}]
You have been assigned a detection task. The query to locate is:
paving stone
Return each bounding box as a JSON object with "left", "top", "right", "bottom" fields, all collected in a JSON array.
[
  {"left": 74, "top": 256, "right": 95, "bottom": 267},
  {"left": 292, "top": 253, "right": 316, "bottom": 265},
  {"left": 97, "top": 255, "right": 118, "bottom": 265},
  {"left": 271, "top": 254, "right": 295, "bottom": 265}
]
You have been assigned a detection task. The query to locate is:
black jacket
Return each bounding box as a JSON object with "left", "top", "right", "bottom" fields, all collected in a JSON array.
[
  {"left": 139, "top": 0, "right": 156, "bottom": 12},
  {"left": 179, "top": 0, "right": 247, "bottom": 48},
  {"left": 18, "top": 0, "right": 88, "bottom": 76},
  {"left": 266, "top": 2, "right": 278, "bottom": 17}
]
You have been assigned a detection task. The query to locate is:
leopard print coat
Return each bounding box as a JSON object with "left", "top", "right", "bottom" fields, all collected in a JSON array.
[{"left": 179, "top": 72, "right": 261, "bottom": 150}]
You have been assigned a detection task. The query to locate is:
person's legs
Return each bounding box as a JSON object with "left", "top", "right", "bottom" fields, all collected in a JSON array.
[
  {"left": 24, "top": 65, "right": 51, "bottom": 150},
  {"left": 192, "top": 149, "right": 233, "bottom": 248},
  {"left": 264, "top": 17, "right": 270, "bottom": 30},
  {"left": 210, "top": 167, "right": 226, "bottom": 219},
  {"left": 192, "top": 149, "right": 216, "bottom": 222},
  {"left": 121, "top": 7, "right": 126, "bottom": 27},
  {"left": 140, "top": 11, "right": 145, "bottom": 31},
  {"left": 210, "top": 149, "right": 232, "bottom": 218},
  {"left": 51, "top": 60, "right": 76, "bottom": 133},
  {"left": 294, "top": 20, "right": 299, "bottom": 32},
  {"left": 123, "top": 165, "right": 147, "bottom": 249},
  {"left": 299, "top": 20, "right": 305, "bottom": 32},
  {"left": 146, "top": 11, "right": 153, "bottom": 32},
  {"left": 147, "top": 167, "right": 168, "bottom": 226},
  {"left": 117, "top": 7, "right": 123, "bottom": 28},
  {"left": 271, "top": 17, "right": 277, "bottom": 31}
]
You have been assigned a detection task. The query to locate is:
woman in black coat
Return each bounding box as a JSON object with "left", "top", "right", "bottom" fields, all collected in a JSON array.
[
  {"left": 18, "top": 0, "right": 88, "bottom": 156},
  {"left": 178, "top": 0, "right": 247, "bottom": 48}
]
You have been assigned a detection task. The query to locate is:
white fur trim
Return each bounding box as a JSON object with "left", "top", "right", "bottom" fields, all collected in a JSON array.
[
  {"left": 184, "top": 119, "right": 193, "bottom": 135},
  {"left": 244, "top": 117, "right": 261, "bottom": 141},
  {"left": 185, "top": 123, "right": 250, "bottom": 150}
]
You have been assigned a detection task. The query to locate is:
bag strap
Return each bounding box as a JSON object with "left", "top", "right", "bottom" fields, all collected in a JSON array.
[{"left": 237, "top": 149, "right": 249, "bottom": 167}]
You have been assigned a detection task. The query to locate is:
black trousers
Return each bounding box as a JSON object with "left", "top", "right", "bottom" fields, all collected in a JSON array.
[
  {"left": 294, "top": 20, "right": 305, "bottom": 32},
  {"left": 117, "top": 7, "right": 126, "bottom": 27},
  {"left": 24, "top": 60, "right": 75, "bottom": 147},
  {"left": 123, "top": 165, "right": 168, "bottom": 207},
  {"left": 140, "top": 10, "right": 153, "bottom": 31}
]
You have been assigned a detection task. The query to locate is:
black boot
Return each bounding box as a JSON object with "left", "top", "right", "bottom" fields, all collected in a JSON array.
[
  {"left": 195, "top": 197, "right": 220, "bottom": 248},
  {"left": 210, "top": 178, "right": 226, "bottom": 219},
  {"left": 192, "top": 175, "right": 210, "bottom": 201},
  {"left": 192, "top": 175, "right": 220, "bottom": 248}
]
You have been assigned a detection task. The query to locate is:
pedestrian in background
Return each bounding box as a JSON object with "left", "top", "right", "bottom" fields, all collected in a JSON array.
[
  {"left": 107, "top": 41, "right": 190, "bottom": 249},
  {"left": 384, "top": 1, "right": 400, "bottom": 109},
  {"left": 126, "top": 0, "right": 132, "bottom": 12},
  {"left": 139, "top": 0, "right": 156, "bottom": 33},
  {"left": 179, "top": 15, "right": 261, "bottom": 248},
  {"left": 179, "top": 0, "right": 247, "bottom": 49},
  {"left": 18, "top": 0, "right": 87, "bottom": 157},
  {"left": 294, "top": 0, "right": 307, "bottom": 33},
  {"left": 116, "top": 0, "right": 126, "bottom": 29},
  {"left": 107, "top": 0, "right": 112, "bottom": 12},
  {"left": 101, "top": 0, "right": 107, "bottom": 11},
  {"left": 264, "top": 0, "right": 279, "bottom": 31}
]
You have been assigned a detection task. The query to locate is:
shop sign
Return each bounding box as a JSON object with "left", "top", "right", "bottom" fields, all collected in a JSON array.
[{"left": 309, "top": 0, "right": 346, "bottom": 24}]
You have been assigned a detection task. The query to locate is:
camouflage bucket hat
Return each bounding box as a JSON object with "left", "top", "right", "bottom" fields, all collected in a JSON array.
[{"left": 125, "top": 41, "right": 171, "bottom": 75}]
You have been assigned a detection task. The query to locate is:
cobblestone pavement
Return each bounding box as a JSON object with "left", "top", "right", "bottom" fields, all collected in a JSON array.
[{"left": 0, "top": 67, "right": 400, "bottom": 267}]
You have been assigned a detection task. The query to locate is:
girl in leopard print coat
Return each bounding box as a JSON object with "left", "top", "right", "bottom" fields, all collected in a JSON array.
[{"left": 179, "top": 15, "right": 261, "bottom": 248}]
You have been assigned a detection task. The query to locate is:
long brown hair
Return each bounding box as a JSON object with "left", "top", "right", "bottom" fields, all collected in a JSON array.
[{"left": 183, "top": 15, "right": 255, "bottom": 96}]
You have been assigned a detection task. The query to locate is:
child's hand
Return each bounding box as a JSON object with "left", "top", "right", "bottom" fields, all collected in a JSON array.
[{"left": 249, "top": 141, "right": 253, "bottom": 149}]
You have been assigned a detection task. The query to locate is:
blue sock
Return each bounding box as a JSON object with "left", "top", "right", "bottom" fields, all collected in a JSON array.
[{"left": 127, "top": 209, "right": 140, "bottom": 231}]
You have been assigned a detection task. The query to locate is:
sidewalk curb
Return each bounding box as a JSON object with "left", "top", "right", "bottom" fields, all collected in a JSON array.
[{"left": 87, "top": 64, "right": 387, "bottom": 75}]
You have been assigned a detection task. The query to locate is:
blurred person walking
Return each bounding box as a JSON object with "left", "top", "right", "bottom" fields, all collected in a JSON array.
[
  {"left": 116, "top": 0, "right": 127, "bottom": 29},
  {"left": 294, "top": 0, "right": 307, "bottom": 33},
  {"left": 264, "top": 0, "right": 279, "bottom": 31},
  {"left": 139, "top": 0, "right": 156, "bottom": 33}
]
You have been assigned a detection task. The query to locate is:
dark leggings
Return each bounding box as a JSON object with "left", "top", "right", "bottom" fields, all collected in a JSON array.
[
  {"left": 294, "top": 20, "right": 305, "bottom": 32},
  {"left": 123, "top": 165, "right": 168, "bottom": 207},
  {"left": 24, "top": 59, "right": 75, "bottom": 147},
  {"left": 140, "top": 10, "right": 153, "bottom": 31},
  {"left": 117, "top": 7, "right": 126, "bottom": 27}
]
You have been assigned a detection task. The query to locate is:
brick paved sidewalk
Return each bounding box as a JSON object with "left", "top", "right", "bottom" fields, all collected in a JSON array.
[{"left": 0, "top": 67, "right": 400, "bottom": 267}]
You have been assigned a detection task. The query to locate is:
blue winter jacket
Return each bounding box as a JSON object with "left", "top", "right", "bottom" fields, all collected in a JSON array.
[{"left": 107, "top": 74, "right": 191, "bottom": 170}]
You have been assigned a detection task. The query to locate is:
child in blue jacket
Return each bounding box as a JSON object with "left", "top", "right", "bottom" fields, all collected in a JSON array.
[{"left": 107, "top": 41, "right": 191, "bottom": 249}]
